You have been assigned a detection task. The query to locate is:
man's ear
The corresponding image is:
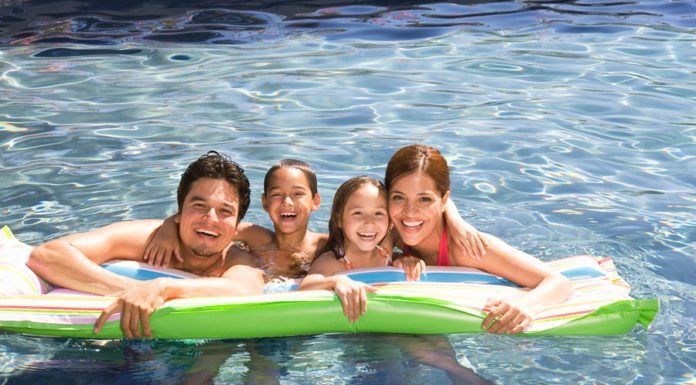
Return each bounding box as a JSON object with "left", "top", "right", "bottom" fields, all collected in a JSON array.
[
  {"left": 312, "top": 192, "right": 321, "bottom": 211},
  {"left": 261, "top": 193, "right": 269, "bottom": 212},
  {"left": 174, "top": 212, "right": 181, "bottom": 224}
]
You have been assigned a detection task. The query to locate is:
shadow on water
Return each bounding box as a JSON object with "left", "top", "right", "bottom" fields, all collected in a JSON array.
[{"left": 1, "top": 0, "right": 684, "bottom": 47}]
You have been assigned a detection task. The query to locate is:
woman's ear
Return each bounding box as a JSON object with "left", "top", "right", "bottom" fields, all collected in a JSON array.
[
  {"left": 312, "top": 192, "right": 321, "bottom": 211},
  {"left": 442, "top": 191, "right": 451, "bottom": 213},
  {"left": 174, "top": 213, "right": 181, "bottom": 224}
]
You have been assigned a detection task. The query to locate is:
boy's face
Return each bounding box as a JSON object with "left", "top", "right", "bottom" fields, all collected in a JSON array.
[
  {"left": 262, "top": 167, "right": 320, "bottom": 235},
  {"left": 176, "top": 177, "right": 240, "bottom": 258}
]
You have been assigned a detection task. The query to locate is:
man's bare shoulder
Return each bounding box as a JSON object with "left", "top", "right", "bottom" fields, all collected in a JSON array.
[{"left": 63, "top": 220, "right": 164, "bottom": 262}]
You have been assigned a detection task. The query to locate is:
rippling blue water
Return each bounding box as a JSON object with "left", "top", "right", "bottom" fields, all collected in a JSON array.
[{"left": 1, "top": 0, "right": 694, "bottom": 384}]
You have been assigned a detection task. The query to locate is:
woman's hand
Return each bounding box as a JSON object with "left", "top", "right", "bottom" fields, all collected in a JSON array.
[
  {"left": 143, "top": 217, "right": 181, "bottom": 268},
  {"left": 333, "top": 276, "right": 377, "bottom": 323},
  {"left": 392, "top": 256, "right": 426, "bottom": 281},
  {"left": 481, "top": 297, "right": 533, "bottom": 334}
]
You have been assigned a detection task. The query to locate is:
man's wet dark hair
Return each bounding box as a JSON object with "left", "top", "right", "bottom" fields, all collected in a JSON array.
[{"left": 176, "top": 151, "right": 251, "bottom": 222}]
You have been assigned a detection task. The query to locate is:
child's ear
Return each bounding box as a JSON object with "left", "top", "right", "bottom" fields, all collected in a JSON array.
[
  {"left": 261, "top": 193, "right": 269, "bottom": 212},
  {"left": 312, "top": 192, "right": 321, "bottom": 211}
]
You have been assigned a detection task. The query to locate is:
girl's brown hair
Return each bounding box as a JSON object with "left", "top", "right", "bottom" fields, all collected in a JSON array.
[
  {"left": 317, "top": 176, "right": 388, "bottom": 259},
  {"left": 385, "top": 144, "right": 450, "bottom": 196}
]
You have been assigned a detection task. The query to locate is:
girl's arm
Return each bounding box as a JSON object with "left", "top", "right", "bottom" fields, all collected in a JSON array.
[
  {"left": 299, "top": 252, "right": 377, "bottom": 322},
  {"left": 444, "top": 198, "right": 488, "bottom": 260},
  {"left": 462, "top": 234, "right": 573, "bottom": 334}
]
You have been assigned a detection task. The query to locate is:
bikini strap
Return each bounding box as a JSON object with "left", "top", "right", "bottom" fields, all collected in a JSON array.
[
  {"left": 376, "top": 245, "right": 392, "bottom": 266},
  {"left": 437, "top": 221, "right": 449, "bottom": 266},
  {"left": 340, "top": 256, "right": 353, "bottom": 270}
]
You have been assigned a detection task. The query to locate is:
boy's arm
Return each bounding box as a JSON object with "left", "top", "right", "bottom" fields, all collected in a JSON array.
[
  {"left": 143, "top": 214, "right": 181, "bottom": 267},
  {"left": 27, "top": 220, "right": 162, "bottom": 295}
]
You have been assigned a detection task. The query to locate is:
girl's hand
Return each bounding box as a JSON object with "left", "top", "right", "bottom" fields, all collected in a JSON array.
[
  {"left": 143, "top": 219, "right": 181, "bottom": 268},
  {"left": 481, "top": 298, "right": 533, "bottom": 334},
  {"left": 392, "top": 256, "right": 426, "bottom": 281},
  {"left": 333, "top": 276, "right": 377, "bottom": 323}
]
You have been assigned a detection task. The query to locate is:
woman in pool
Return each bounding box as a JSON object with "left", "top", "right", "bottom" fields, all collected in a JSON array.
[{"left": 386, "top": 144, "right": 573, "bottom": 334}]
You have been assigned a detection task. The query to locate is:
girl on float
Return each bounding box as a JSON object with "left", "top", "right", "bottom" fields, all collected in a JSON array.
[
  {"left": 385, "top": 144, "right": 573, "bottom": 334},
  {"left": 300, "top": 175, "right": 494, "bottom": 385}
]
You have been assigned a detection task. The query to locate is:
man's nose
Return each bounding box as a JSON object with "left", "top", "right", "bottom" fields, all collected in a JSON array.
[{"left": 204, "top": 208, "right": 219, "bottom": 222}]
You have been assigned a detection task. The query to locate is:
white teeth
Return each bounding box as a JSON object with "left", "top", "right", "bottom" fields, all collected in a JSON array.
[
  {"left": 402, "top": 220, "right": 423, "bottom": 228},
  {"left": 196, "top": 229, "right": 219, "bottom": 237},
  {"left": 358, "top": 232, "right": 377, "bottom": 238},
  {"left": 280, "top": 212, "right": 297, "bottom": 218}
]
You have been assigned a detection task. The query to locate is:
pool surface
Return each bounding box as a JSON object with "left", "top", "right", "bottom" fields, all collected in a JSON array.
[{"left": 1, "top": 0, "right": 694, "bottom": 384}]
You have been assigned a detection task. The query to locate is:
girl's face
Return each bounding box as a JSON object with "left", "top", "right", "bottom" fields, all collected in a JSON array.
[
  {"left": 388, "top": 171, "right": 449, "bottom": 247},
  {"left": 262, "top": 167, "right": 320, "bottom": 235},
  {"left": 341, "top": 184, "right": 390, "bottom": 253}
]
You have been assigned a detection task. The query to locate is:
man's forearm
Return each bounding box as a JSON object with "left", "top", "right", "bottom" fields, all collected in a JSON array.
[{"left": 162, "top": 267, "right": 265, "bottom": 299}]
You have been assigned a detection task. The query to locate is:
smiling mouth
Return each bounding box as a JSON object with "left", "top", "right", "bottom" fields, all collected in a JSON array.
[
  {"left": 357, "top": 232, "right": 378, "bottom": 240},
  {"left": 280, "top": 212, "right": 297, "bottom": 220},
  {"left": 195, "top": 229, "right": 220, "bottom": 239},
  {"left": 401, "top": 220, "right": 424, "bottom": 229}
]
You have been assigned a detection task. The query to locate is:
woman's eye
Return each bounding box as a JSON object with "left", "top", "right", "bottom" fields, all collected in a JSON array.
[
  {"left": 390, "top": 195, "right": 403, "bottom": 201},
  {"left": 419, "top": 197, "right": 433, "bottom": 203}
]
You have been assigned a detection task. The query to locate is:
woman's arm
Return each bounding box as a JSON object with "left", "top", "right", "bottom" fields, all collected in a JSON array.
[{"left": 463, "top": 234, "right": 573, "bottom": 334}]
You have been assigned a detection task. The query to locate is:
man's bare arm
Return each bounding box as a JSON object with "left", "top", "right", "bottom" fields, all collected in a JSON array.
[{"left": 27, "top": 220, "right": 163, "bottom": 295}]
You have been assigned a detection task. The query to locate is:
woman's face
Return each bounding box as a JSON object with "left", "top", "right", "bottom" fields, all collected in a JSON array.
[{"left": 388, "top": 171, "right": 449, "bottom": 246}]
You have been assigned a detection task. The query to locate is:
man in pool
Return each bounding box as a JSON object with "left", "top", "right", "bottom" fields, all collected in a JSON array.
[{"left": 27, "top": 151, "right": 265, "bottom": 339}]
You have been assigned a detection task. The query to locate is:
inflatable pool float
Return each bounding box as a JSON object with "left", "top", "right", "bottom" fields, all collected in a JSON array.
[{"left": 0, "top": 226, "right": 658, "bottom": 339}]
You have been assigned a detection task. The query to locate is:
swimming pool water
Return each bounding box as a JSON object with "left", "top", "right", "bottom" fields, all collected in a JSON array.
[{"left": 1, "top": 1, "right": 694, "bottom": 384}]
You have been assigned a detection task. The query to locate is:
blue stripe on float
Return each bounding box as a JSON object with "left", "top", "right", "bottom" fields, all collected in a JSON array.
[
  {"left": 101, "top": 264, "right": 185, "bottom": 281},
  {"left": 345, "top": 267, "right": 606, "bottom": 286}
]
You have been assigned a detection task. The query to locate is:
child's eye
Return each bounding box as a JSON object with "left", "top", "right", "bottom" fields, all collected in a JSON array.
[{"left": 352, "top": 211, "right": 363, "bottom": 216}]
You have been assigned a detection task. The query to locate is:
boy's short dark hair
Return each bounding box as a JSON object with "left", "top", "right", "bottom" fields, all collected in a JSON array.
[{"left": 177, "top": 151, "right": 251, "bottom": 222}]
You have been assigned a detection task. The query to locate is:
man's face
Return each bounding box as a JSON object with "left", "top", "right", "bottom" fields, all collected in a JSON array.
[{"left": 176, "top": 177, "right": 240, "bottom": 258}]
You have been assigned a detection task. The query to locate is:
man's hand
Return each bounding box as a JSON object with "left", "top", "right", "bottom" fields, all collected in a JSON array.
[{"left": 94, "top": 278, "right": 171, "bottom": 338}]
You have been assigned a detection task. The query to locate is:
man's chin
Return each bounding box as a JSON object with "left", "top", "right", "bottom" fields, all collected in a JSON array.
[{"left": 191, "top": 246, "right": 219, "bottom": 258}]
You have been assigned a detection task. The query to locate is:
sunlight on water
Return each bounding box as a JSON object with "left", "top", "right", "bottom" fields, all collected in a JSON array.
[{"left": 0, "top": 0, "right": 694, "bottom": 384}]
